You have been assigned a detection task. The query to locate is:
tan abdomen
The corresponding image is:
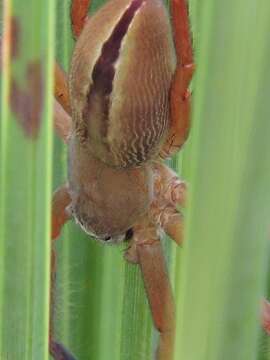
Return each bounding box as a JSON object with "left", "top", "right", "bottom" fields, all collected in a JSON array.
[{"left": 70, "top": 0, "right": 176, "bottom": 168}]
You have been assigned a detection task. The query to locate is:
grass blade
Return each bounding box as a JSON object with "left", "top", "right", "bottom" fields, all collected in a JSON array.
[
  {"left": 175, "top": 1, "right": 270, "bottom": 359},
  {"left": 0, "top": 0, "right": 55, "bottom": 358}
]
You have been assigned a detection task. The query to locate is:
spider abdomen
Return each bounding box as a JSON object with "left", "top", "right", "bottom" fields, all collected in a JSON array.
[{"left": 70, "top": 0, "right": 176, "bottom": 168}]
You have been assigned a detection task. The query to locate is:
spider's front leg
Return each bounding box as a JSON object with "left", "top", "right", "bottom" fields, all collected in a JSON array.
[{"left": 125, "top": 220, "right": 176, "bottom": 360}]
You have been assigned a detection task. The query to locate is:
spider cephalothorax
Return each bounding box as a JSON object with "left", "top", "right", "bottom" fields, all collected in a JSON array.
[
  {"left": 68, "top": 135, "right": 154, "bottom": 241},
  {"left": 51, "top": 1, "right": 194, "bottom": 359}
]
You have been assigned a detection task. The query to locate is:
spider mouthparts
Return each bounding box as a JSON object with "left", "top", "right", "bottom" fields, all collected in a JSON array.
[{"left": 125, "top": 228, "right": 134, "bottom": 241}]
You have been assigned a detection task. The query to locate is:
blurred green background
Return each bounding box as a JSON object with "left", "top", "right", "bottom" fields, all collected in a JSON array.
[{"left": 1, "top": 0, "right": 270, "bottom": 359}]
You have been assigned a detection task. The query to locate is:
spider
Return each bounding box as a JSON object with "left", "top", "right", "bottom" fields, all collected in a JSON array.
[{"left": 50, "top": 0, "right": 194, "bottom": 359}]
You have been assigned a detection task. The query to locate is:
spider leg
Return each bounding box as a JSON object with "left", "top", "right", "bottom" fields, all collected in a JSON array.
[
  {"left": 150, "top": 162, "right": 186, "bottom": 245},
  {"left": 153, "top": 162, "right": 187, "bottom": 207},
  {"left": 160, "top": 0, "right": 195, "bottom": 159},
  {"left": 138, "top": 243, "right": 175, "bottom": 360},
  {"left": 125, "top": 222, "right": 175, "bottom": 360},
  {"left": 50, "top": 185, "right": 75, "bottom": 360},
  {"left": 262, "top": 298, "right": 270, "bottom": 335},
  {"left": 0, "top": 36, "right": 2, "bottom": 65},
  {"left": 53, "top": 62, "right": 72, "bottom": 141},
  {"left": 159, "top": 204, "right": 184, "bottom": 245},
  {"left": 71, "top": 0, "right": 91, "bottom": 38},
  {"left": 54, "top": 62, "right": 71, "bottom": 116},
  {"left": 54, "top": 100, "right": 72, "bottom": 142},
  {"left": 51, "top": 185, "right": 72, "bottom": 240},
  {"left": 124, "top": 163, "right": 185, "bottom": 358}
]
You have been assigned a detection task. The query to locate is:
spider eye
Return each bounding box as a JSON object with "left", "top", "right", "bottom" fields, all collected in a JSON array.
[{"left": 125, "top": 228, "right": 133, "bottom": 241}]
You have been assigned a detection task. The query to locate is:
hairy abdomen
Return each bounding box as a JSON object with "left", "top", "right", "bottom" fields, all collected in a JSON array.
[{"left": 70, "top": 0, "right": 176, "bottom": 168}]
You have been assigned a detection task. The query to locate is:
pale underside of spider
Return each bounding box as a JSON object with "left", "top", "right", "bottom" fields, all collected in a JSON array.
[{"left": 50, "top": 0, "right": 194, "bottom": 359}]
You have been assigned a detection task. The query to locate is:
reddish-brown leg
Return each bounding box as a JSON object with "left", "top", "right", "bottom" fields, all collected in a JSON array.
[
  {"left": 54, "top": 62, "right": 71, "bottom": 116},
  {"left": 50, "top": 185, "right": 73, "bottom": 360},
  {"left": 158, "top": 203, "right": 184, "bottom": 245},
  {"left": 160, "top": 0, "right": 195, "bottom": 158},
  {"left": 51, "top": 185, "right": 72, "bottom": 240},
  {"left": 261, "top": 298, "right": 270, "bottom": 335},
  {"left": 53, "top": 61, "right": 72, "bottom": 140},
  {"left": 71, "top": 0, "right": 91, "bottom": 38},
  {"left": 54, "top": 100, "right": 72, "bottom": 142},
  {"left": 125, "top": 221, "right": 175, "bottom": 360},
  {"left": 0, "top": 37, "right": 2, "bottom": 67}
]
